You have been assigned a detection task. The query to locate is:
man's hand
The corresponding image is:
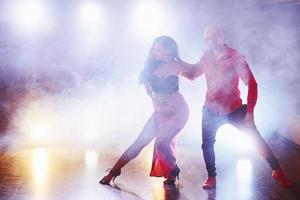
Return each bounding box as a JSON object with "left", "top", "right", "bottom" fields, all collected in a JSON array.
[{"left": 244, "top": 112, "right": 256, "bottom": 128}]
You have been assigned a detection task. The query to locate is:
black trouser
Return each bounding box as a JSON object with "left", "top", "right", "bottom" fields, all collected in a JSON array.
[{"left": 201, "top": 105, "right": 280, "bottom": 177}]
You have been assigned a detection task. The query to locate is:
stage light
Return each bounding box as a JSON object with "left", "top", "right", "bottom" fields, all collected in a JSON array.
[
  {"left": 80, "top": 2, "right": 101, "bottom": 23},
  {"left": 75, "top": 2, "right": 107, "bottom": 46},
  {"left": 77, "top": 2, "right": 105, "bottom": 30},
  {"left": 9, "top": 1, "right": 50, "bottom": 32},
  {"left": 26, "top": 114, "right": 53, "bottom": 141},
  {"left": 217, "top": 124, "right": 254, "bottom": 153},
  {"left": 28, "top": 121, "right": 51, "bottom": 141},
  {"left": 237, "top": 158, "right": 252, "bottom": 182},
  {"left": 17, "top": 103, "right": 56, "bottom": 142},
  {"left": 131, "top": 1, "right": 169, "bottom": 40}
]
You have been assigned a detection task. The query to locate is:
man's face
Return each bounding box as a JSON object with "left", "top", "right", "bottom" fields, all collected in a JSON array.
[{"left": 204, "top": 27, "right": 224, "bottom": 50}]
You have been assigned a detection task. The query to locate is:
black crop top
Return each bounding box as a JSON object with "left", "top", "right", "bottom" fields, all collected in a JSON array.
[{"left": 148, "top": 75, "right": 179, "bottom": 94}]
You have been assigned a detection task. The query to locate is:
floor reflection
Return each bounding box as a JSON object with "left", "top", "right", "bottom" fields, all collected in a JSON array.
[
  {"left": 32, "top": 148, "right": 49, "bottom": 186},
  {"left": 31, "top": 148, "right": 49, "bottom": 200},
  {"left": 0, "top": 135, "right": 299, "bottom": 200},
  {"left": 150, "top": 181, "right": 181, "bottom": 200},
  {"left": 205, "top": 189, "right": 216, "bottom": 200},
  {"left": 236, "top": 158, "right": 253, "bottom": 200},
  {"left": 163, "top": 184, "right": 180, "bottom": 200},
  {"left": 84, "top": 149, "right": 98, "bottom": 168}
]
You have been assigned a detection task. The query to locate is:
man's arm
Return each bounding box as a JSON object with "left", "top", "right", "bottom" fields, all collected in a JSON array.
[
  {"left": 236, "top": 56, "right": 258, "bottom": 113},
  {"left": 236, "top": 55, "right": 258, "bottom": 127},
  {"left": 179, "top": 58, "right": 204, "bottom": 80}
]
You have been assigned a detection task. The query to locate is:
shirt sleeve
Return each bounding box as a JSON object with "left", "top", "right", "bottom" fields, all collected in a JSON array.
[{"left": 235, "top": 55, "right": 258, "bottom": 113}]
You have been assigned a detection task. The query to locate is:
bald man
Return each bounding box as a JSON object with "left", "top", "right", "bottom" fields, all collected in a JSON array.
[{"left": 182, "top": 25, "right": 292, "bottom": 189}]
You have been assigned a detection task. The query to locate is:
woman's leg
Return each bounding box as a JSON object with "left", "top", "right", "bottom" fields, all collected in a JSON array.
[
  {"left": 100, "top": 114, "right": 158, "bottom": 184},
  {"left": 110, "top": 113, "right": 158, "bottom": 171},
  {"left": 150, "top": 128, "right": 179, "bottom": 178},
  {"left": 150, "top": 110, "right": 188, "bottom": 179}
]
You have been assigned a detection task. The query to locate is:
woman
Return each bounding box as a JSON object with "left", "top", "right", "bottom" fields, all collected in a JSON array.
[{"left": 99, "top": 36, "right": 192, "bottom": 185}]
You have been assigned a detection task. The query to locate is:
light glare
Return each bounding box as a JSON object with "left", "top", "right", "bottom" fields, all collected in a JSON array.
[
  {"left": 217, "top": 124, "right": 254, "bottom": 153},
  {"left": 10, "top": 1, "right": 49, "bottom": 32},
  {"left": 131, "top": 1, "right": 169, "bottom": 40}
]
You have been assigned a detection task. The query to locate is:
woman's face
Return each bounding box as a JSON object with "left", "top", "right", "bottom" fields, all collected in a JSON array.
[{"left": 151, "top": 41, "right": 173, "bottom": 62}]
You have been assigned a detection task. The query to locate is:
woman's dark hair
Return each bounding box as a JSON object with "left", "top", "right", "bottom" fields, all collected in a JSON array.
[{"left": 139, "top": 36, "right": 179, "bottom": 84}]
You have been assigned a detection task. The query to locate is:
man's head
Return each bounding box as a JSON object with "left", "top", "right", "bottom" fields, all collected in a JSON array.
[{"left": 203, "top": 25, "right": 225, "bottom": 50}]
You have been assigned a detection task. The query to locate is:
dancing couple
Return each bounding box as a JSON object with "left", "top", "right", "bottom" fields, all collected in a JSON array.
[{"left": 99, "top": 25, "right": 293, "bottom": 189}]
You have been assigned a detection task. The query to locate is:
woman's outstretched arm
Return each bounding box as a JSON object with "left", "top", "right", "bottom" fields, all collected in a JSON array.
[{"left": 178, "top": 59, "right": 204, "bottom": 80}]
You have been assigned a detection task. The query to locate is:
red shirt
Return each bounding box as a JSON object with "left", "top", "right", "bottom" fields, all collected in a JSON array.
[{"left": 196, "top": 45, "right": 257, "bottom": 115}]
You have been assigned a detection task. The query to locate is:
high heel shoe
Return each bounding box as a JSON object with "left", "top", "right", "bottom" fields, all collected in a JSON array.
[
  {"left": 164, "top": 166, "right": 180, "bottom": 185},
  {"left": 99, "top": 169, "right": 121, "bottom": 185}
]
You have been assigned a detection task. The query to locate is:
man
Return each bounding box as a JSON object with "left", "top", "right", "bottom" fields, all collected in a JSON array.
[{"left": 182, "top": 25, "right": 292, "bottom": 189}]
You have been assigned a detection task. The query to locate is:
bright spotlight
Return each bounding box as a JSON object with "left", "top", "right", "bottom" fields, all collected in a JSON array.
[
  {"left": 80, "top": 3, "right": 101, "bottom": 23},
  {"left": 17, "top": 104, "right": 56, "bottom": 142},
  {"left": 28, "top": 121, "right": 51, "bottom": 141},
  {"left": 9, "top": 1, "right": 50, "bottom": 32},
  {"left": 236, "top": 158, "right": 252, "bottom": 182},
  {"left": 131, "top": 1, "right": 169, "bottom": 40},
  {"left": 217, "top": 124, "right": 254, "bottom": 153},
  {"left": 76, "top": 2, "right": 107, "bottom": 46},
  {"left": 77, "top": 2, "right": 105, "bottom": 30}
]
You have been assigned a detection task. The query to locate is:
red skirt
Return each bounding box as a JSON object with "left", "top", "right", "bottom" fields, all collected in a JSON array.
[{"left": 150, "top": 137, "right": 177, "bottom": 178}]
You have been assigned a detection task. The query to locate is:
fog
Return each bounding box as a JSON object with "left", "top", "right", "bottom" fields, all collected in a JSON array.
[{"left": 0, "top": 0, "right": 299, "bottom": 151}]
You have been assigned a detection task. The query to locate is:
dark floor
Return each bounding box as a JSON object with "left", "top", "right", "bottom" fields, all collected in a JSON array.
[{"left": 0, "top": 134, "right": 299, "bottom": 200}]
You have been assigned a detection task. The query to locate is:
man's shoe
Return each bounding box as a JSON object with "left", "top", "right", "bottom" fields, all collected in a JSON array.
[
  {"left": 272, "top": 168, "right": 293, "bottom": 188},
  {"left": 202, "top": 176, "right": 216, "bottom": 189}
]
